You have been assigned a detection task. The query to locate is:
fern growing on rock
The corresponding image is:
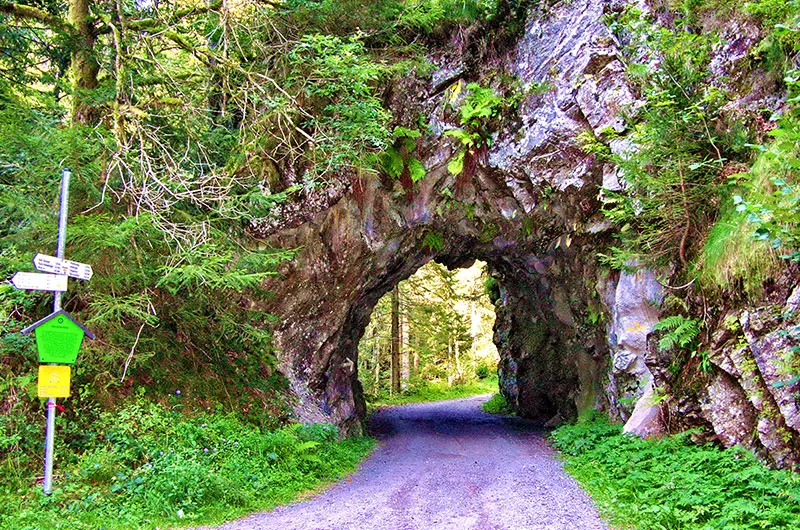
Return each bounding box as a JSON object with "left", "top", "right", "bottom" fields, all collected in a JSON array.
[{"left": 652, "top": 314, "right": 701, "bottom": 352}]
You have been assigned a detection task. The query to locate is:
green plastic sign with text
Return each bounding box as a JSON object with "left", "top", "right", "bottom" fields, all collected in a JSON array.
[{"left": 22, "top": 310, "right": 95, "bottom": 365}]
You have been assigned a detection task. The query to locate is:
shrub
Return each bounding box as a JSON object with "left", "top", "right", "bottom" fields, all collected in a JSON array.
[
  {"left": 551, "top": 414, "right": 800, "bottom": 529},
  {"left": 481, "top": 393, "right": 515, "bottom": 415},
  {"left": 0, "top": 398, "right": 373, "bottom": 529},
  {"left": 602, "top": 11, "right": 731, "bottom": 270}
]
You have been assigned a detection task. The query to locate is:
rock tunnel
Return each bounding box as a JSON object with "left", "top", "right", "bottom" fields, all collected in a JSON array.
[
  {"left": 257, "top": 0, "right": 665, "bottom": 437},
  {"left": 244, "top": 0, "right": 800, "bottom": 470},
  {"left": 261, "top": 152, "right": 665, "bottom": 436}
]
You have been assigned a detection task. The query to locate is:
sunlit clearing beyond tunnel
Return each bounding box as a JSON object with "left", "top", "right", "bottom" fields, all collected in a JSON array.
[{"left": 357, "top": 260, "right": 499, "bottom": 404}]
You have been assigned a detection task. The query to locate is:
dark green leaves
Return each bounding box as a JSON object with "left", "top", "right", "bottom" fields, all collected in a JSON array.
[
  {"left": 445, "top": 82, "right": 504, "bottom": 176},
  {"left": 653, "top": 314, "right": 701, "bottom": 351},
  {"left": 551, "top": 414, "right": 800, "bottom": 530}
]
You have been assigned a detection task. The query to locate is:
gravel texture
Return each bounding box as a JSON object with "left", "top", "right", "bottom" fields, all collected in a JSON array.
[{"left": 202, "top": 395, "right": 608, "bottom": 530}]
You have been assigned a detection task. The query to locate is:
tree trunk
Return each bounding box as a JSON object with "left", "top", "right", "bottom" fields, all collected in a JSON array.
[
  {"left": 69, "top": 0, "right": 100, "bottom": 125},
  {"left": 390, "top": 284, "right": 401, "bottom": 395},
  {"left": 447, "top": 333, "right": 453, "bottom": 386},
  {"left": 401, "top": 293, "right": 410, "bottom": 390},
  {"left": 455, "top": 337, "right": 461, "bottom": 381},
  {"left": 370, "top": 321, "right": 380, "bottom": 395},
  {"left": 373, "top": 342, "right": 382, "bottom": 395},
  {"left": 413, "top": 337, "right": 419, "bottom": 375}
]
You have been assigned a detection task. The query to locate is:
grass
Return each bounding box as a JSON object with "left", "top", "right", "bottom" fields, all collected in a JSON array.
[
  {"left": 480, "top": 392, "right": 515, "bottom": 415},
  {"left": 367, "top": 376, "right": 498, "bottom": 408},
  {"left": 550, "top": 413, "right": 800, "bottom": 530},
  {"left": 0, "top": 397, "right": 374, "bottom": 530},
  {"left": 697, "top": 201, "right": 780, "bottom": 299}
]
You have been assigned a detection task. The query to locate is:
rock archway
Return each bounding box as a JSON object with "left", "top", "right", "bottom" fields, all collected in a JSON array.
[
  {"left": 263, "top": 176, "right": 616, "bottom": 435},
  {"left": 257, "top": 0, "right": 662, "bottom": 436},
  {"left": 246, "top": 0, "right": 800, "bottom": 469}
]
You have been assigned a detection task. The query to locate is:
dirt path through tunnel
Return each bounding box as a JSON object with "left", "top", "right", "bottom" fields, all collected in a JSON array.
[{"left": 202, "top": 395, "right": 608, "bottom": 530}]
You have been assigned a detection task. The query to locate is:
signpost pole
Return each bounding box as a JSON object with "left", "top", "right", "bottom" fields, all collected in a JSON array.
[
  {"left": 54, "top": 168, "right": 70, "bottom": 312},
  {"left": 43, "top": 168, "right": 70, "bottom": 495}
]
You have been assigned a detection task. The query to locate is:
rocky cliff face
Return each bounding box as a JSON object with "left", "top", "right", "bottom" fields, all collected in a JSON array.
[{"left": 258, "top": 0, "right": 800, "bottom": 467}]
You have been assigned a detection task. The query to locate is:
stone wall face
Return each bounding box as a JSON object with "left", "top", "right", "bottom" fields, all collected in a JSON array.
[
  {"left": 256, "top": 0, "right": 800, "bottom": 466},
  {"left": 702, "top": 306, "right": 800, "bottom": 468}
]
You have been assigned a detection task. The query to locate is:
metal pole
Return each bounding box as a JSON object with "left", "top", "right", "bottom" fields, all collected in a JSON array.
[
  {"left": 44, "top": 168, "right": 71, "bottom": 495},
  {"left": 54, "top": 168, "right": 71, "bottom": 310},
  {"left": 43, "top": 399, "right": 56, "bottom": 494}
]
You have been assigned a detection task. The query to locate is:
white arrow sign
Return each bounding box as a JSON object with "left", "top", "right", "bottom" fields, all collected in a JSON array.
[
  {"left": 33, "top": 254, "right": 93, "bottom": 281},
  {"left": 11, "top": 272, "right": 68, "bottom": 292}
]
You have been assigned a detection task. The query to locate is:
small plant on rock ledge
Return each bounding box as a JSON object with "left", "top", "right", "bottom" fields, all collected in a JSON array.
[
  {"left": 382, "top": 126, "right": 427, "bottom": 197},
  {"left": 653, "top": 314, "right": 708, "bottom": 376},
  {"left": 445, "top": 81, "right": 505, "bottom": 179},
  {"left": 653, "top": 314, "right": 701, "bottom": 352}
]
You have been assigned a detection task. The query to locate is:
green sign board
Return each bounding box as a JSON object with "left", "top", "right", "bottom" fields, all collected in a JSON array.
[{"left": 21, "top": 310, "right": 94, "bottom": 365}]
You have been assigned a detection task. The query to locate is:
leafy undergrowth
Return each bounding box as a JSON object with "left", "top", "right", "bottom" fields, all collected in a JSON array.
[
  {"left": 368, "top": 376, "right": 498, "bottom": 408},
  {"left": 550, "top": 413, "right": 800, "bottom": 530},
  {"left": 480, "top": 392, "right": 515, "bottom": 415},
  {"left": 0, "top": 398, "right": 374, "bottom": 530}
]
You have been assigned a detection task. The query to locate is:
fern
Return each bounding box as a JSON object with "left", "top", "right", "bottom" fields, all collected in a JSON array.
[
  {"left": 382, "top": 126, "right": 427, "bottom": 182},
  {"left": 421, "top": 231, "right": 444, "bottom": 252},
  {"left": 445, "top": 82, "right": 505, "bottom": 176},
  {"left": 552, "top": 414, "right": 800, "bottom": 529},
  {"left": 653, "top": 314, "right": 700, "bottom": 351}
]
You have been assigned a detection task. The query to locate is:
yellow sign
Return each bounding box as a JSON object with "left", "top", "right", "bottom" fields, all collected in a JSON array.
[{"left": 38, "top": 365, "right": 71, "bottom": 398}]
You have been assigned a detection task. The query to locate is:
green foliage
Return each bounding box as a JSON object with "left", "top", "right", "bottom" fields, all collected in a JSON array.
[
  {"left": 743, "top": 176, "right": 800, "bottom": 262},
  {"left": 0, "top": 100, "right": 297, "bottom": 504},
  {"left": 576, "top": 130, "right": 612, "bottom": 159},
  {"left": 282, "top": 0, "right": 499, "bottom": 42},
  {"left": 474, "top": 359, "right": 493, "bottom": 379},
  {"left": 602, "top": 11, "right": 735, "bottom": 270},
  {"left": 653, "top": 314, "right": 701, "bottom": 351},
  {"left": 678, "top": 6, "right": 800, "bottom": 294},
  {"left": 551, "top": 414, "right": 800, "bottom": 529},
  {"left": 421, "top": 230, "right": 444, "bottom": 251},
  {"left": 394, "top": 0, "right": 499, "bottom": 33},
  {"left": 483, "top": 275, "right": 500, "bottom": 302},
  {"left": 358, "top": 261, "right": 498, "bottom": 401},
  {"left": 455, "top": 83, "right": 505, "bottom": 129},
  {"left": 744, "top": 0, "right": 800, "bottom": 30},
  {"left": 735, "top": 69, "right": 800, "bottom": 262},
  {"left": 445, "top": 82, "right": 505, "bottom": 176},
  {"left": 697, "top": 202, "right": 781, "bottom": 298},
  {"left": 0, "top": 397, "right": 373, "bottom": 529},
  {"left": 370, "top": 376, "right": 498, "bottom": 408},
  {"left": 382, "top": 126, "right": 427, "bottom": 184},
  {"left": 480, "top": 392, "right": 515, "bottom": 415},
  {"left": 288, "top": 34, "right": 392, "bottom": 173}
]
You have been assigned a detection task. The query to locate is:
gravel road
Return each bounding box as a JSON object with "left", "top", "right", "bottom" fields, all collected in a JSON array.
[{"left": 204, "top": 395, "right": 608, "bottom": 530}]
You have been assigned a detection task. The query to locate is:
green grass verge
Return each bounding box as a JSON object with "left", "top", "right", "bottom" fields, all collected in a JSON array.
[
  {"left": 0, "top": 398, "right": 374, "bottom": 530},
  {"left": 550, "top": 413, "right": 800, "bottom": 530},
  {"left": 480, "top": 392, "right": 515, "bottom": 415},
  {"left": 368, "top": 376, "right": 498, "bottom": 408}
]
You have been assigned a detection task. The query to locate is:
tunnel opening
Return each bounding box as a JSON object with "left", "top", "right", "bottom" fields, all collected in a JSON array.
[
  {"left": 272, "top": 218, "right": 619, "bottom": 437},
  {"left": 356, "top": 260, "right": 500, "bottom": 406},
  {"left": 305, "top": 233, "right": 616, "bottom": 437}
]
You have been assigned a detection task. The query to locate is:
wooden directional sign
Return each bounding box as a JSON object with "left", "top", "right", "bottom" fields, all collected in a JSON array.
[
  {"left": 38, "top": 365, "right": 71, "bottom": 398},
  {"left": 11, "top": 272, "right": 68, "bottom": 292},
  {"left": 33, "top": 253, "right": 93, "bottom": 281}
]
